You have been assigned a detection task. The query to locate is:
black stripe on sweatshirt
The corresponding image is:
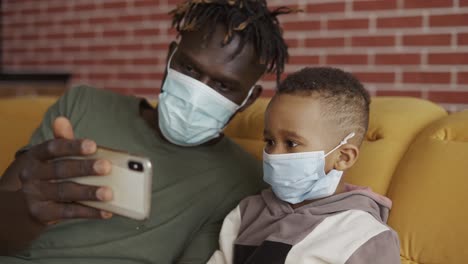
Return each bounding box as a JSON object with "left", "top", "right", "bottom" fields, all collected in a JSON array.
[{"left": 234, "top": 241, "right": 292, "bottom": 264}]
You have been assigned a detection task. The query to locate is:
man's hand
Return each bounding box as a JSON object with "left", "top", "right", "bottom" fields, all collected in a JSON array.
[{"left": 17, "top": 117, "right": 113, "bottom": 224}]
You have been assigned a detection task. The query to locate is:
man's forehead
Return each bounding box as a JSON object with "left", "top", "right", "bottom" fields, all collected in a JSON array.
[
  {"left": 175, "top": 25, "right": 266, "bottom": 90},
  {"left": 178, "top": 25, "right": 259, "bottom": 66}
]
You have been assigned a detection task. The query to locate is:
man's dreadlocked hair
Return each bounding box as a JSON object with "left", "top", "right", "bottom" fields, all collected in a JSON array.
[{"left": 170, "top": 0, "right": 294, "bottom": 84}]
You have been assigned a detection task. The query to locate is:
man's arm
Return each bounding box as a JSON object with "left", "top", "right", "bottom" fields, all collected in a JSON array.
[
  {"left": 0, "top": 87, "right": 114, "bottom": 255},
  {"left": 0, "top": 135, "right": 113, "bottom": 255},
  {"left": 0, "top": 193, "right": 44, "bottom": 256}
]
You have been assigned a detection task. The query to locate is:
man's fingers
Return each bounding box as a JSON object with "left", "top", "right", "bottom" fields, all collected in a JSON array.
[
  {"left": 41, "top": 181, "right": 113, "bottom": 202},
  {"left": 32, "top": 139, "right": 97, "bottom": 161},
  {"left": 39, "top": 159, "right": 111, "bottom": 180},
  {"left": 33, "top": 202, "right": 112, "bottom": 223},
  {"left": 53, "top": 117, "right": 75, "bottom": 139}
]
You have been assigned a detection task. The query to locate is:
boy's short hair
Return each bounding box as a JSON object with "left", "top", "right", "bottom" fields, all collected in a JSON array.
[{"left": 277, "top": 67, "right": 370, "bottom": 145}]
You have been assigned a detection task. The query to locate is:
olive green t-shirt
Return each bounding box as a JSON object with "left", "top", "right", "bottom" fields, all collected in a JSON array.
[{"left": 2, "top": 86, "right": 263, "bottom": 264}]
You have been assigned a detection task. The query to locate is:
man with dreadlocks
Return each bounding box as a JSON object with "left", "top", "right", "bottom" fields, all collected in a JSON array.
[{"left": 0, "top": 0, "right": 292, "bottom": 263}]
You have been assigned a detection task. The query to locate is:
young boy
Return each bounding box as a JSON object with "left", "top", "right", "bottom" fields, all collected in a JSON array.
[{"left": 207, "top": 67, "right": 401, "bottom": 264}]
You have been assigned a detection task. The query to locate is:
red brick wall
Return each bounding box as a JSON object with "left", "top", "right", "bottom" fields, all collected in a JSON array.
[{"left": 2, "top": 0, "right": 468, "bottom": 110}]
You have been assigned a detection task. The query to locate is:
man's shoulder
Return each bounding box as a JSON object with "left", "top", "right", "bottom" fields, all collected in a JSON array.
[
  {"left": 60, "top": 85, "right": 141, "bottom": 121},
  {"left": 65, "top": 85, "right": 136, "bottom": 108}
]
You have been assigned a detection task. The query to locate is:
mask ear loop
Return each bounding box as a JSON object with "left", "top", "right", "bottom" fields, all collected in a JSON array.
[
  {"left": 167, "top": 47, "right": 178, "bottom": 72},
  {"left": 238, "top": 86, "right": 255, "bottom": 108},
  {"left": 160, "top": 47, "right": 178, "bottom": 95},
  {"left": 324, "top": 132, "right": 355, "bottom": 157}
]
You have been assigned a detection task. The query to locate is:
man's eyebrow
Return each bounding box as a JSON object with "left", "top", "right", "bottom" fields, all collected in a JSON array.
[{"left": 178, "top": 50, "right": 242, "bottom": 87}]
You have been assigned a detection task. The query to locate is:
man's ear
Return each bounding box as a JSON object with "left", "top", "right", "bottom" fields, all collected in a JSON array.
[
  {"left": 334, "top": 144, "right": 359, "bottom": 171},
  {"left": 238, "top": 85, "right": 263, "bottom": 112}
]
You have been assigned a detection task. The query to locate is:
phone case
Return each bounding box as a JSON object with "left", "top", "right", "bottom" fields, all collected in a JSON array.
[{"left": 64, "top": 147, "right": 152, "bottom": 220}]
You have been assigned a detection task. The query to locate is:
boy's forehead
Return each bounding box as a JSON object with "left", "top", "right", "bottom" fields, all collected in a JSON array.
[
  {"left": 265, "top": 93, "right": 346, "bottom": 149},
  {"left": 269, "top": 93, "right": 323, "bottom": 114},
  {"left": 266, "top": 94, "right": 338, "bottom": 139},
  {"left": 267, "top": 94, "right": 324, "bottom": 127}
]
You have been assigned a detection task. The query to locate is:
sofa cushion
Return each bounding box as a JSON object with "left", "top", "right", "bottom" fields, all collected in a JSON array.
[
  {"left": 346, "top": 97, "right": 446, "bottom": 195},
  {"left": 387, "top": 110, "right": 468, "bottom": 264},
  {"left": 0, "top": 97, "right": 57, "bottom": 174}
]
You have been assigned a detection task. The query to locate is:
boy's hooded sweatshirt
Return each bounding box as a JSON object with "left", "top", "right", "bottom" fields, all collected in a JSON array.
[{"left": 208, "top": 184, "right": 400, "bottom": 264}]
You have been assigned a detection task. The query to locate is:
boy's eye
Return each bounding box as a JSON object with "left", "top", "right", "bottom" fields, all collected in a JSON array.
[{"left": 286, "top": 140, "right": 298, "bottom": 148}]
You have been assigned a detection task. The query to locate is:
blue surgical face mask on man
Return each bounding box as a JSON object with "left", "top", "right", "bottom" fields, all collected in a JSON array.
[
  {"left": 158, "top": 48, "right": 254, "bottom": 147},
  {"left": 263, "top": 132, "right": 355, "bottom": 204}
]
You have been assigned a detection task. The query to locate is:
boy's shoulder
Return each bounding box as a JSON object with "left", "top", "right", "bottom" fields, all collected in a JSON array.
[
  {"left": 279, "top": 209, "right": 399, "bottom": 264},
  {"left": 232, "top": 191, "right": 400, "bottom": 263},
  {"left": 345, "top": 226, "right": 400, "bottom": 264}
]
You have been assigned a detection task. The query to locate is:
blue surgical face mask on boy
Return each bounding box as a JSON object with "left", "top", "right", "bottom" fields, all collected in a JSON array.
[
  {"left": 263, "top": 132, "right": 355, "bottom": 204},
  {"left": 157, "top": 48, "right": 254, "bottom": 147}
]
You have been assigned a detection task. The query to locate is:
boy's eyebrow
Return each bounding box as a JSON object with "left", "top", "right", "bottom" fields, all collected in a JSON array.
[{"left": 281, "top": 130, "right": 307, "bottom": 141}]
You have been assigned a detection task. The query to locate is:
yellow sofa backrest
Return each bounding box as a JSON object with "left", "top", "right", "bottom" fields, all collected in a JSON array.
[{"left": 0, "top": 95, "right": 447, "bottom": 194}]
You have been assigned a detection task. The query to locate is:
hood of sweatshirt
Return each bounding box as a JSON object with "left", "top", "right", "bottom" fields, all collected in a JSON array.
[{"left": 261, "top": 183, "right": 392, "bottom": 224}]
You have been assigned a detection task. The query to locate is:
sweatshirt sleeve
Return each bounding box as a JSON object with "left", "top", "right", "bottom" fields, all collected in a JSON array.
[
  {"left": 206, "top": 206, "right": 242, "bottom": 264},
  {"left": 345, "top": 229, "right": 401, "bottom": 264}
]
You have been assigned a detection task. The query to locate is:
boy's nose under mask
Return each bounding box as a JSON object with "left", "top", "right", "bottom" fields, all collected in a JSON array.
[{"left": 263, "top": 132, "right": 355, "bottom": 204}]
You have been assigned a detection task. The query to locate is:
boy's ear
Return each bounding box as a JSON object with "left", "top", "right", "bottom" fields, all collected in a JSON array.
[
  {"left": 238, "top": 85, "right": 263, "bottom": 112},
  {"left": 334, "top": 144, "right": 359, "bottom": 171}
]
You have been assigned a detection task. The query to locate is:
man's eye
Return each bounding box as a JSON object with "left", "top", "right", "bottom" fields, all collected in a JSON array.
[
  {"left": 184, "top": 65, "right": 196, "bottom": 73},
  {"left": 286, "top": 140, "right": 298, "bottom": 148},
  {"left": 264, "top": 139, "right": 275, "bottom": 146},
  {"left": 182, "top": 64, "right": 199, "bottom": 78},
  {"left": 214, "top": 81, "right": 230, "bottom": 92}
]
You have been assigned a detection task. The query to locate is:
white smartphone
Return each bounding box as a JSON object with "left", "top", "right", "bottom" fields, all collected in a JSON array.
[{"left": 60, "top": 147, "right": 152, "bottom": 220}]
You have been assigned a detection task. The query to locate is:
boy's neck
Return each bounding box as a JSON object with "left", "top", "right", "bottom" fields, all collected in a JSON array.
[{"left": 290, "top": 176, "right": 347, "bottom": 210}]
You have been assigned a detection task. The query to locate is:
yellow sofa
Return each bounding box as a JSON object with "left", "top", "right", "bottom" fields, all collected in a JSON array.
[{"left": 1, "top": 95, "right": 467, "bottom": 264}]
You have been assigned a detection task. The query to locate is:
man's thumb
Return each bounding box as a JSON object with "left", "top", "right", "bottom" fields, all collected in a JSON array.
[{"left": 53, "top": 116, "right": 75, "bottom": 139}]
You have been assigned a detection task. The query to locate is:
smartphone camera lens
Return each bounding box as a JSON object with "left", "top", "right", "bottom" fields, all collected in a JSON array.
[{"left": 128, "top": 161, "right": 144, "bottom": 172}]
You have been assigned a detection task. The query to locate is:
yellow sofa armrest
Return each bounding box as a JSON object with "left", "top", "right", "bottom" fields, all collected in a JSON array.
[
  {"left": 0, "top": 97, "right": 58, "bottom": 174},
  {"left": 388, "top": 110, "right": 468, "bottom": 264}
]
